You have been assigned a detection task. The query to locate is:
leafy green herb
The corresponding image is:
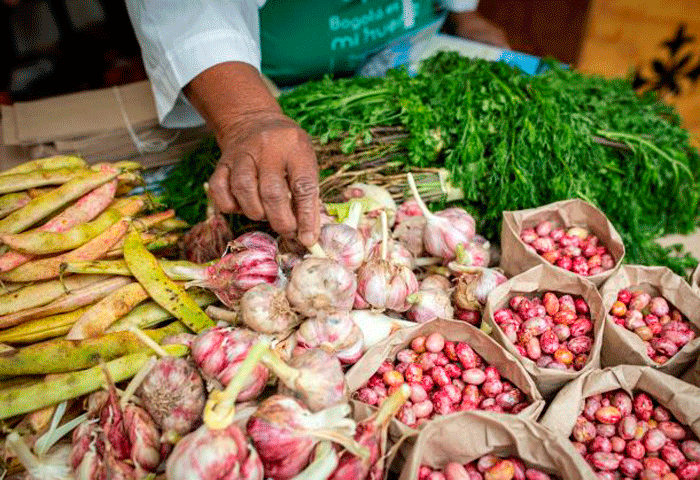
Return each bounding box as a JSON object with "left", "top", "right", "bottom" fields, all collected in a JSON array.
[{"left": 163, "top": 53, "right": 700, "bottom": 275}]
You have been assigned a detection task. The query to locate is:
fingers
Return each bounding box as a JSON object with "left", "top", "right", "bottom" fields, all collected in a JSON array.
[
  {"left": 287, "top": 146, "right": 320, "bottom": 247},
  {"left": 209, "top": 163, "right": 239, "bottom": 213},
  {"left": 229, "top": 154, "right": 266, "bottom": 221},
  {"left": 259, "top": 169, "right": 297, "bottom": 239}
]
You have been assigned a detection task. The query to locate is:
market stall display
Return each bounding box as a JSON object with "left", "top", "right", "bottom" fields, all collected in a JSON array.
[{"left": 1, "top": 51, "right": 700, "bottom": 480}]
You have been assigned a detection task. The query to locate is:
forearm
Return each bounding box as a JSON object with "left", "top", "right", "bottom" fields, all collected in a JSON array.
[{"left": 184, "top": 62, "right": 281, "bottom": 145}]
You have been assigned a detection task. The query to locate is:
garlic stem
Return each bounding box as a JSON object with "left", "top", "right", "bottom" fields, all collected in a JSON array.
[
  {"left": 260, "top": 349, "right": 300, "bottom": 387},
  {"left": 342, "top": 201, "right": 363, "bottom": 229},
  {"left": 291, "top": 442, "right": 338, "bottom": 480},
  {"left": 413, "top": 257, "right": 442, "bottom": 267},
  {"left": 380, "top": 210, "right": 388, "bottom": 261},
  {"left": 372, "top": 383, "right": 410, "bottom": 427},
  {"left": 204, "top": 340, "right": 268, "bottom": 429},
  {"left": 406, "top": 172, "right": 433, "bottom": 219},
  {"left": 308, "top": 243, "right": 327, "bottom": 259},
  {"left": 5, "top": 432, "right": 40, "bottom": 471},
  {"left": 119, "top": 356, "right": 157, "bottom": 408},
  {"left": 205, "top": 305, "right": 239, "bottom": 323},
  {"left": 129, "top": 326, "right": 170, "bottom": 358}
]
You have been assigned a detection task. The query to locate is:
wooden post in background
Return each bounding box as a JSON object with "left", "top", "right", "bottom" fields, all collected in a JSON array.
[{"left": 576, "top": 0, "right": 700, "bottom": 145}]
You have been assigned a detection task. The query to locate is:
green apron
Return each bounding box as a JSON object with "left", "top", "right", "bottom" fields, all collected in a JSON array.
[{"left": 260, "top": 0, "right": 444, "bottom": 86}]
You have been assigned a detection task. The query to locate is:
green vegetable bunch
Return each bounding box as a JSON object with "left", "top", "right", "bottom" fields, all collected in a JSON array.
[{"left": 163, "top": 53, "right": 700, "bottom": 275}]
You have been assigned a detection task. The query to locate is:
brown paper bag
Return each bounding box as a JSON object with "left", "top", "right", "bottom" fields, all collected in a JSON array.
[
  {"left": 398, "top": 411, "right": 598, "bottom": 480},
  {"left": 500, "top": 198, "right": 625, "bottom": 287},
  {"left": 482, "top": 264, "right": 605, "bottom": 399},
  {"left": 345, "top": 319, "right": 545, "bottom": 440},
  {"left": 682, "top": 355, "right": 700, "bottom": 388},
  {"left": 692, "top": 263, "right": 700, "bottom": 294},
  {"left": 540, "top": 365, "right": 700, "bottom": 441},
  {"left": 599, "top": 265, "right": 700, "bottom": 377}
]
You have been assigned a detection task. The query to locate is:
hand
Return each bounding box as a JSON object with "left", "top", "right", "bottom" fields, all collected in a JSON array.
[
  {"left": 209, "top": 111, "right": 320, "bottom": 246},
  {"left": 184, "top": 62, "right": 320, "bottom": 246},
  {"left": 444, "top": 11, "right": 510, "bottom": 49}
]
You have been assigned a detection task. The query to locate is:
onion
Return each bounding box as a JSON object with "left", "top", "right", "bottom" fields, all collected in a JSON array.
[
  {"left": 329, "top": 383, "right": 411, "bottom": 480},
  {"left": 407, "top": 173, "right": 475, "bottom": 260},
  {"left": 240, "top": 283, "right": 300, "bottom": 335},
  {"left": 318, "top": 201, "right": 366, "bottom": 271},
  {"left": 286, "top": 257, "right": 357, "bottom": 317},
  {"left": 191, "top": 326, "right": 270, "bottom": 401},
  {"left": 182, "top": 184, "right": 234, "bottom": 263},
  {"left": 263, "top": 347, "right": 348, "bottom": 412},
  {"left": 246, "top": 396, "right": 365, "bottom": 480},
  {"left": 295, "top": 311, "right": 365, "bottom": 365},
  {"left": 355, "top": 211, "right": 419, "bottom": 312},
  {"left": 136, "top": 356, "right": 206, "bottom": 440}
]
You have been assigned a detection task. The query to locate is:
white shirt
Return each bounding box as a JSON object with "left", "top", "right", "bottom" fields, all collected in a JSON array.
[{"left": 124, "top": 0, "right": 479, "bottom": 128}]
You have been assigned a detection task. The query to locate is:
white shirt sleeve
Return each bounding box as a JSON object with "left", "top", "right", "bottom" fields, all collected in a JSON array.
[
  {"left": 124, "top": 0, "right": 266, "bottom": 128},
  {"left": 440, "top": 0, "right": 480, "bottom": 12}
]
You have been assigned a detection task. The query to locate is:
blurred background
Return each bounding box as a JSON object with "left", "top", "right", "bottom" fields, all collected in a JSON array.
[{"left": 0, "top": 0, "right": 698, "bottom": 138}]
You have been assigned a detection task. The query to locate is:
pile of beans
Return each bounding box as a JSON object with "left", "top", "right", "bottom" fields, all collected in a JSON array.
[
  {"left": 354, "top": 332, "right": 531, "bottom": 427},
  {"left": 520, "top": 221, "right": 615, "bottom": 277},
  {"left": 418, "top": 455, "right": 559, "bottom": 480},
  {"left": 493, "top": 292, "right": 595, "bottom": 371},
  {"left": 571, "top": 389, "right": 700, "bottom": 479},
  {"left": 609, "top": 289, "right": 696, "bottom": 364}
]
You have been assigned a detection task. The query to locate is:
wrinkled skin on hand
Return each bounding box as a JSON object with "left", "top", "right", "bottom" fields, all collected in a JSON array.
[
  {"left": 184, "top": 62, "right": 321, "bottom": 247},
  {"left": 210, "top": 112, "right": 321, "bottom": 246}
]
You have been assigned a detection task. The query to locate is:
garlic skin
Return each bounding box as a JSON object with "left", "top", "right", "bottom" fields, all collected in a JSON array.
[
  {"left": 392, "top": 215, "right": 426, "bottom": 257},
  {"left": 294, "top": 311, "right": 364, "bottom": 365},
  {"left": 166, "top": 423, "right": 264, "bottom": 480},
  {"left": 191, "top": 327, "right": 270, "bottom": 401},
  {"left": 227, "top": 231, "right": 278, "bottom": 256},
  {"left": 368, "top": 240, "right": 413, "bottom": 269},
  {"left": 450, "top": 266, "right": 507, "bottom": 311},
  {"left": 124, "top": 404, "right": 162, "bottom": 473},
  {"left": 137, "top": 357, "right": 205, "bottom": 438},
  {"left": 420, "top": 274, "right": 452, "bottom": 291},
  {"left": 269, "top": 348, "right": 349, "bottom": 413},
  {"left": 406, "top": 173, "right": 475, "bottom": 261},
  {"left": 406, "top": 288, "right": 454, "bottom": 323},
  {"left": 318, "top": 223, "right": 366, "bottom": 271},
  {"left": 246, "top": 396, "right": 358, "bottom": 480},
  {"left": 182, "top": 211, "right": 233, "bottom": 263},
  {"left": 395, "top": 199, "right": 423, "bottom": 225},
  {"left": 286, "top": 257, "right": 357, "bottom": 317},
  {"left": 240, "top": 283, "right": 299, "bottom": 335},
  {"left": 422, "top": 211, "right": 474, "bottom": 261},
  {"left": 355, "top": 260, "right": 419, "bottom": 312},
  {"left": 190, "top": 248, "right": 282, "bottom": 308}
]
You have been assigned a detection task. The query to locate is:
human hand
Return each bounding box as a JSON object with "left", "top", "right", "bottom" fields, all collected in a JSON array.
[
  {"left": 445, "top": 11, "right": 509, "bottom": 49},
  {"left": 209, "top": 111, "right": 320, "bottom": 246},
  {"left": 184, "top": 62, "right": 320, "bottom": 247}
]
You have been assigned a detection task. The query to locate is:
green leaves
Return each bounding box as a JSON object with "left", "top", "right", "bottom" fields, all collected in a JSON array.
[{"left": 164, "top": 52, "right": 700, "bottom": 275}]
